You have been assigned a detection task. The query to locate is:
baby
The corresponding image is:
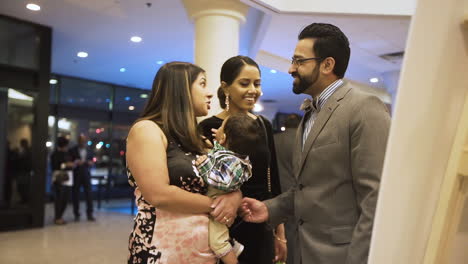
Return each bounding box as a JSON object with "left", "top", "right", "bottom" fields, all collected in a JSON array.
[{"left": 195, "top": 113, "right": 259, "bottom": 264}]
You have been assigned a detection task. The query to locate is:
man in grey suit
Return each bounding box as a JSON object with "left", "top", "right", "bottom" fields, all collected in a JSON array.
[
  {"left": 274, "top": 114, "right": 301, "bottom": 264},
  {"left": 240, "top": 23, "right": 390, "bottom": 264}
]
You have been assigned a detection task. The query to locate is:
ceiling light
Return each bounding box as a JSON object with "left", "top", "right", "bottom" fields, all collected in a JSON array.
[
  {"left": 156, "top": 60, "right": 164, "bottom": 65},
  {"left": 253, "top": 103, "right": 264, "bottom": 112},
  {"left": 48, "top": 116, "right": 55, "bottom": 127},
  {"left": 8, "top": 89, "right": 33, "bottom": 101},
  {"left": 58, "top": 119, "right": 71, "bottom": 130},
  {"left": 129, "top": 106, "right": 135, "bottom": 111},
  {"left": 46, "top": 141, "right": 53, "bottom": 148},
  {"left": 26, "top": 3, "right": 40, "bottom": 11},
  {"left": 49, "top": 79, "right": 58, "bottom": 84},
  {"left": 130, "top": 36, "right": 142, "bottom": 43},
  {"left": 281, "top": 127, "right": 286, "bottom": 131},
  {"left": 270, "top": 69, "right": 277, "bottom": 74},
  {"left": 140, "top": 94, "right": 148, "bottom": 99},
  {"left": 77, "top": 52, "right": 88, "bottom": 58},
  {"left": 120, "top": 68, "right": 126, "bottom": 72},
  {"left": 370, "top": 77, "right": 379, "bottom": 83}
]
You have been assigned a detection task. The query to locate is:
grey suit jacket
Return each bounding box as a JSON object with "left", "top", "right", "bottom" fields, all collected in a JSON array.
[
  {"left": 274, "top": 128, "right": 298, "bottom": 192},
  {"left": 274, "top": 128, "right": 299, "bottom": 264},
  {"left": 265, "top": 83, "right": 391, "bottom": 264}
]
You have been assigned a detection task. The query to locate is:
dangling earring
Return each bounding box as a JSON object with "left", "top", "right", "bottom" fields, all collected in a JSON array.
[{"left": 225, "top": 94, "right": 230, "bottom": 112}]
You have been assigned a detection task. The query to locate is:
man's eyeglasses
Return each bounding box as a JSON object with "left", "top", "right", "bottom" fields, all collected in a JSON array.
[{"left": 291, "top": 57, "right": 322, "bottom": 66}]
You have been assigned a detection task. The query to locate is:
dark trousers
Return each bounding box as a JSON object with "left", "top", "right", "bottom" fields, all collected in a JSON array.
[
  {"left": 54, "top": 183, "right": 69, "bottom": 220},
  {"left": 72, "top": 172, "right": 93, "bottom": 217},
  {"left": 231, "top": 221, "right": 274, "bottom": 264}
]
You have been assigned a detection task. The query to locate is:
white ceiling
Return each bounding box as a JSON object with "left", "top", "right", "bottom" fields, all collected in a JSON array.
[{"left": 0, "top": 0, "right": 411, "bottom": 113}]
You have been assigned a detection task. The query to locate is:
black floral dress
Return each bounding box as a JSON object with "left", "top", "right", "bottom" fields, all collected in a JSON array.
[{"left": 127, "top": 140, "right": 216, "bottom": 264}]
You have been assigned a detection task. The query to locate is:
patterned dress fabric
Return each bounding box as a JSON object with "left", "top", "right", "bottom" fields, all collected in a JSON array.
[{"left": 127, "top": 139, "right": 216, "bottom": 264}]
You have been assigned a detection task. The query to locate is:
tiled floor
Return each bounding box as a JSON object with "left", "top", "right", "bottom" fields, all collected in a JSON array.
[{"left": 0, "top": 200, "right": 134, "bottom": 264}]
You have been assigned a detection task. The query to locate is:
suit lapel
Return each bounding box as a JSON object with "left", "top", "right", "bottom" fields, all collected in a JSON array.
[
  {"left": 297, "top": 84, "right": 352, "bottom": 176},
  {"left": 293, "top": 113, "right": 307, "bottom": 178}
]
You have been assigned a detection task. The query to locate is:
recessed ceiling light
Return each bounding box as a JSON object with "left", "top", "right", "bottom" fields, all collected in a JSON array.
[
  {"left": 140, "top": 94, "right": 148, "bottom": 99},
  {"left": 280, "top": 127, "right": 286, "bottom": 131},
  {"left": 77, "top": 52, "right": 88, "bottom": 58},
  {"left": 130, "top": 36, "right": 142, "bottom": 43},
  {"left": 156, "top": 60, "right": 164, "bottom": 65},
  {"left": 8, "top": 89, "right": 33, "bottom": 101},
  {"left": 49, "top": 79, "right": 58, "bottom": 84},
  {"left": 120, "top": 68, "right": 126, "bottom": 72},
  {"left": 26, "top": 3, "right": 41, "bottom": 11},
  {"left": 129, "top": 106, "right": 135, "bottom": 111},
  {"left": 253, "top": 103, "right": 264, "bottom": 112},
  {"left": 370, "top": 77, "right": 379, "bottom": 83},
  {"left": 270, "top": 69, "right": 277, "bottom": 74}
]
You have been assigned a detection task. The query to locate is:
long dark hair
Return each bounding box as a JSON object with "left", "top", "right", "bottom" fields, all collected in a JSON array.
[
  {"left": 138, "top": 62, "right": 206, "bottom": 153},
  {"left": 217, "top": 55, "right": 261, "bottom": 109}
]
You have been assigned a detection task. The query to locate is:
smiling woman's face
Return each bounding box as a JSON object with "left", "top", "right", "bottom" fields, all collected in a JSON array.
[{"left": 224, "top": 65, "right": 261, "bottom": 112}]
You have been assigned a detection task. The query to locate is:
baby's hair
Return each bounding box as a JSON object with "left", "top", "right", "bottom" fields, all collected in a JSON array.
[{"left": 223, "top": 113, "right": 260, "bottom": 156}]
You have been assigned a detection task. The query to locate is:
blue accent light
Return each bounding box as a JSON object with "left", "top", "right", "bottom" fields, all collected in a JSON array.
[{"left": 125, "top": 97, "right": 131, "bottom": 101}]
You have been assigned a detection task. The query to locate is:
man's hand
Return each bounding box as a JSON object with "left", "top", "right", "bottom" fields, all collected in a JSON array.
[{"left": 239, "top": 197, "right": 269, "bottom": 223}]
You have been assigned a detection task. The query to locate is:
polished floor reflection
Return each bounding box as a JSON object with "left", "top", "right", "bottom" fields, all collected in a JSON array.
[{"left": 0, "top": 200, "right": 134, "bottom": 264}]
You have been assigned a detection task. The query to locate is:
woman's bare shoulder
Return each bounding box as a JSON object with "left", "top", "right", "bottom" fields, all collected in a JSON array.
[{"left": 128, "top": 120, "right": 166, "bottom": 144}]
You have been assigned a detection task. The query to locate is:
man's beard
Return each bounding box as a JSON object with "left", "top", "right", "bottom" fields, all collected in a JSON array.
[
  {"left": 292, "top": 66, "right": 319, "bottom": 95},
  {"left": 292, "top": 73, "right": 310, "bottom": 94}
]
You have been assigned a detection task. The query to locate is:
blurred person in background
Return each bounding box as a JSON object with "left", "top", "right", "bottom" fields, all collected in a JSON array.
[
  {"left": 70, "top": 134, "right": 95, "bottom": 221},
  {"left": 50, "top": 136, "right": 74, "bottom": 225}
]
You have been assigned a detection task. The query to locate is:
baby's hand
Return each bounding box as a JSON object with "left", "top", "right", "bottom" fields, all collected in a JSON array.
[{"left": 195, "top": 155, "right": 208, "bottom": 166}]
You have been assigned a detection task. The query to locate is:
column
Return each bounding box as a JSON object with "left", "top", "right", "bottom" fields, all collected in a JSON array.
[{"left": 183, "top": 0, "right": 248, "bottom": 115}]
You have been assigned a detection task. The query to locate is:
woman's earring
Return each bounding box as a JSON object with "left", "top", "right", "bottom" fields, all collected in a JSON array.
[{"left": 225, "top": 95, "right": 230, "bottom": 111}]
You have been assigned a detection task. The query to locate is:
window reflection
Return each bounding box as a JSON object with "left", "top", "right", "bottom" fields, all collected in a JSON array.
[
  {"left": 1, "top": 88, "right": 36, "bottom": 208},
  {"left": 42, "top": 75, "right": 147, "bottom": 202},
  {"left": 59, "top": 77, "right": 112, "bottom": 111},
  {"left": 114, "top": 86, "right": 148, "bottom": 113}
]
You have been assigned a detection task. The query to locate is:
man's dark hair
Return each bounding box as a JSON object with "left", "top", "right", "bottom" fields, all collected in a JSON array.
[
  {"left": 284, "top": 114, "right": 301, "bottom": 129},
  {"left": 57, "top": 136, "right": 69, "bottom": 148},
  {"left": 223, "top": 113, "right": 259, "bottom": 156},
  {"left": 299, "top": 23, "right": 350, "bottom": 78}
]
